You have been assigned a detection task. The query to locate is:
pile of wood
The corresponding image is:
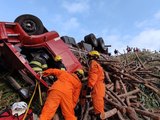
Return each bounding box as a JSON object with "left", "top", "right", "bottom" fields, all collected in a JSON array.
[
  {"left": 99, "top": 51, "right": 160, "bottom": 120},
  {"left": 0, "top": 50, "right": 160, "bottom": 120}
]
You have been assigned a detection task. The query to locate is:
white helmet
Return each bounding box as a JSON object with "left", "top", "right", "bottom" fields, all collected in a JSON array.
[{"left": 11, "top": 101, "right": 28, "bottom": 116}]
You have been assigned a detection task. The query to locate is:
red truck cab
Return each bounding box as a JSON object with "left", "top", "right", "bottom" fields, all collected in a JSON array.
[{"left": 0, "top": 22, "right": 82, "bottom": 88}]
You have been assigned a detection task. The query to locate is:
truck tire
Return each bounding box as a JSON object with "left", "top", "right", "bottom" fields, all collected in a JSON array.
[
  {"left": 68, "top": 37, "right": 77, "bottom": 46},
  {"left": 61, "top": 36, "right": 70, "bottom": 44},
  {"left": 84, "top": 33, "right": 98, "bottom": 48},
  {"left": 61, "top": 36, "right": 77, "bottom": 47},
  {"left": 14, "top": 14, "right": 44, "bottom": 35},
  {"left": 78, "top": 41, "right": 93, "bottom": 51},
  {"left": 96, "top": 37, "right": 106, "bottom": 51}
]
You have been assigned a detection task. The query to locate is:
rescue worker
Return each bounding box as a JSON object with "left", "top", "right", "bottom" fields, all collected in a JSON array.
[
  {"left": 114, "top": 49, "right": 118, "bottom": 55},
  {"left": 53, "top": 55, "right": 67, "bottom": 70},
  {"left": 43, "top": 55, "right": 67, "bottom": 85},
  {"left": 29, "top": 52, "right": 49, "bottom": 73},
  {"left": 126, "top": 46, "right": 132, "bottom": 53},
  {"left": 86, "top": 50, "right": 105, "bottom": 120},
  {"left": 133, "top": 47, "right": 139, "bottom": 52},
  {"left": 39, "top": 68, "right": 84, "bottom": 120}
]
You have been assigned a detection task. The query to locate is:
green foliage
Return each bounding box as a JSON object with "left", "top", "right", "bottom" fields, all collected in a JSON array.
[
  {"left": 138, "top": 84, "right": 160, "bottom": 109},
  {"left": 0, "top": 80, "right": 20, "bottom": 110}
]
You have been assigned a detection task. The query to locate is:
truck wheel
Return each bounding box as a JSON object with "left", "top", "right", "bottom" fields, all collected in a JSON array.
[
  {"left": 84, "top": 33, "right": 98, "bottom": 48},
  {"left": 61, "top": 36, "right": 70, "bottom": 44},
  {"left": 61, "top": 36, "right": 77, "bottom": 47},
  {"left": 97, "top": 37, "right": 106, "bottom": 51},
  {"left": 14, "top": 14, "right": 44, "bottom": 35},
  {"left": 68, "top": 37, "right": 77, "bottom": 46},
  {"left": 78, "top": 41, "right": 93, "bottom": 51}
]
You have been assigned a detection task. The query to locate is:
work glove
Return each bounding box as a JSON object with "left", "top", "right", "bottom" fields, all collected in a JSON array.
[{"left": 42, "top": 69, "right": 53, "bottom": 77}]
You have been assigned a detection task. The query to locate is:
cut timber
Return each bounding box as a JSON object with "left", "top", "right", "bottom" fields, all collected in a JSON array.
[
  {"left": 100, "top": 108, "right": 117, "bottom": 119},
  {"left": 118, "top": 88, "right": 140, "bottom": 98},
  {"left": 126, "top": 107, "right": 139, "bottom": 120},
  {"left": 135, "top": 109, "right": 160, "bottom": 120}
]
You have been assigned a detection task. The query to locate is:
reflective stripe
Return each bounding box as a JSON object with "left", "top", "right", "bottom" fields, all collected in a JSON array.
[
  {"left": 54, "top": 37, "right": 60, "bottom": 41},
  {"left": 32, "top": 67, "right": 43, "bottom": 72},
  {"left": 30, "top": 61, "right": 42, "bottom": 67},
  {"left": 42, "top": 64, "right": 48, "bottom": 69},
  {"left": 60, "top": 68, "right": 66, "bottom": 71}
]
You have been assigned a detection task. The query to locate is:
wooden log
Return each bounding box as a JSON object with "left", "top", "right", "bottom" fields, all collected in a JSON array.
[
  {"left": 105, "top": 98, "right": 158, "bottom": 120},
  {"left": 118, "top": 88, "right": 140, "bottom": 98},
  {"left": 135, "top": 109, "right": 160, "bottom": 120},
  {"left": 126, "top": 107, "right": 139, "bottom": 120},
  {"left": 148, "top": 72, "right": 160, "bottom": 79},
  {"left": 144, "top": 83, "right": 160, "bottom": 95},
  {"left": 135, "top": 52, "right": 146, "bottom": 69},
  {"left": 119, "top": 79, "right": 131, "bottom": 106},
  {"left": 106, "top": 91, "right": 121, "bottom": 104},
  {"left": 108, "top": 89, "right": 126, "bottom": 106},
  {"left": 104, "top": 71, "right": 112, "bottom": 83},
  {"left": 119, "top": 79, "right": 127, "bottom": 93},
  {"left": 82, "top": 101, "right": 90, "bottom": 120},
  {"left": 115, "top": 80, "right": 121, "bottom": 92},
  {"left": 128, "top": 95, "right": 137, "bottom": 99},
  {"left": 141, "top": 115, "right": 150, "bottom": 120},
  {"left": 110, "top": 65, "right": 143, "bottom": 83},
  {"left": 120, "top": 72, "right": 143, "bottom": 83},
  {"left": 126, "top": 97, "right": 131, "bottom": 106},
  {"left": 105, "top": 83, "right": 114, "bottom": 90},
  {"left": 100, "top": 108, "right": 117, "bottom": 119},
  {"left": 124, "top": 61, "right": 135, "bottom": 67},
  {"left": 130, "top": 103, "right": 140, "bottom": 108},
  {"left": 132, "top": 65, "right": 142, "bottom": 72},
  {"left": 126, "top": 96, "right": 137, "bottom": 107},
  {"left": 132, "top": 73, "right": 146, "bottom": 82},
  {"left": 104, "top": 97, "right": 126, "bottom": 114},
  {"left": 117, "top": 110, "right": 126, "bottom": 120},
  {"left": 135, "top": 70, "right": 152, "bottom": 73}
]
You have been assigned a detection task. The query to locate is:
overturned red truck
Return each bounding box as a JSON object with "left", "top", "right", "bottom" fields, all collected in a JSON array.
[
  {"left": 0, "top": 14, "right": 110, "bottom": 99},
  {"left": 0, "top": 14, "right": 111, "bottom": 119}
]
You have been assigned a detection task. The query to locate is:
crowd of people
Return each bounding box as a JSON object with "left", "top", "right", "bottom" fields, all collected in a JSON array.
[{"left": 114, "top": 46, "right": 141, "bottom": 55}]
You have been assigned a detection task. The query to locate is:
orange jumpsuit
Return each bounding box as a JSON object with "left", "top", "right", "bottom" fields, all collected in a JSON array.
[
  {"left": 88, "top": 60, "right": 105, "bottom": 114},
  {"left": 39, "top": 69, "right": 82, "bottom": 120}
]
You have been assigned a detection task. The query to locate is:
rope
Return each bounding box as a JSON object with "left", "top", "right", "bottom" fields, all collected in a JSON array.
[
  {"left": 38, "top": 73, "right": 43, "bottom": 106},
  {"left": 38, "top": 82, "right": 43, "bottom": 106},
  {"left": 22, "top": 80, "right": 38, "bottom": 120}
]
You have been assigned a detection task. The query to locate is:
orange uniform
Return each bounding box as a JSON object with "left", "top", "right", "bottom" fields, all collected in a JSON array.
[
  {"left": 88, "top": 60, "right": 105, "bottom": 114},
  {"left": 39, "top": 69, "right": 82, "bottom": 120}
]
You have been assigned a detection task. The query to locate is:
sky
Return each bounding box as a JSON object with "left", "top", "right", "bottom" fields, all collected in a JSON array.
[{"left": 1, "top": 0, "right": 160, "bottom": 54}]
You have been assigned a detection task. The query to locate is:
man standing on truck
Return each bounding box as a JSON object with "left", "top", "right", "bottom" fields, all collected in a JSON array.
[
  {"left": 39, "top": 68, "right": 84, "bottom": 120},
  {"left": 86, "top": 50, "right": 105, "bottom": 120}
]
